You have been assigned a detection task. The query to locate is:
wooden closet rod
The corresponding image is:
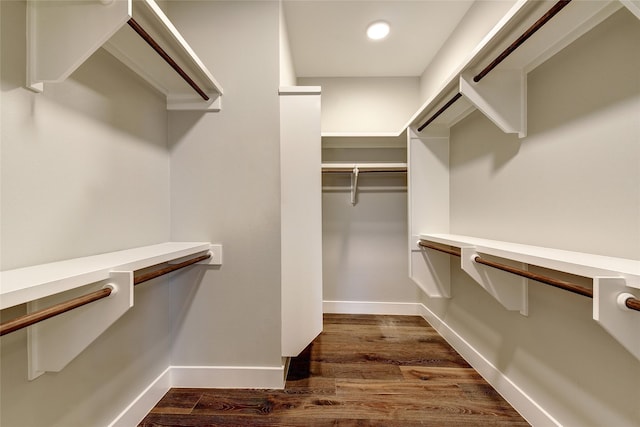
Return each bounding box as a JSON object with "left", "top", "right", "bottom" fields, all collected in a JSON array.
[
  {"left": 322, "top": 169, "right": 407, "bottom": 174},
  {"left": 418, "top": 0, "right": 572, "bottom": 132},
  {"left": 418, "top": 240, "right": 462, "bottom": 257},
  {"left": 417, "top": 92, "right": 463, "bottom": 132},
  {"left": 472, "top": 254, "right": 593, "bottom": 298},
  {"left": 473, "top": 0, "right": 572, "bottom": 82},
  {"left": 0, "top": 287, "right": 113, "bottom": 337},
  {"left": 127, "top": 18, "right": 210, "bottom": 101},
  {"left": 0, "top": 252, "right": 211, "bottom": 337},
  {"left": 134, "top": 252, "right": 211, "bottom": 285},
  {"left": 418, "top": 240, "right": 640, "bottom": 311}
]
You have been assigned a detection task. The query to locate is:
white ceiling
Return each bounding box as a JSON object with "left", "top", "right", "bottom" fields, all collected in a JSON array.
[{"left": 283, "top": 0, "right": 475, "bottom": 78}]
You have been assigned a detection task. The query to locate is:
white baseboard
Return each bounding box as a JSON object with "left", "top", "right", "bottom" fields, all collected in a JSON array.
[
  {"left": 108, "top": 367, "right": 171, "bottom": 427},
  {"left": 416, "top": 303, "right": 560, "bottom": 427},
  {"left": 323, "top": 300, "right": 423, "bottom": 315},
  {"left": 171, "top": 364, "right": 285, "bottom": 389},
  {"left": 109, "top": 364, "right": 285, "bottom": 426}
]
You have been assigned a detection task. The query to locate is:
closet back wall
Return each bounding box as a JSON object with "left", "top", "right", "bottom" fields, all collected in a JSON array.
[
  {"left": 321, "top": 148, "right": 420, "bottom": 306},
  {"left": 301, "top": 77, "right": 422, "bottom": 310},
  {"left": 0, "top": 1, "right": 171, "bottom": 425},
  {"left": 299, "top": 77, "right": 419, "bottom": 133}
]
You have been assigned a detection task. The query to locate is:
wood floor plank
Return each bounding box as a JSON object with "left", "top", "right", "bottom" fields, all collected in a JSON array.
[
  {"left": 400, "top": 366, "right": 486, "bottom": 383},
  {"left": 188, "top": 391, "right": 527, "bottom": 424},
  {"left": 149, "top": 390, "right": 203, "bottom": 415},
  {"left": 139, "top": 314, "right": 529, "bottom": 426},
  {"left": 141, "top": 413, "right": 520, "bottom": 427},
  {"left": 335, "top": 378, "right": 465, "bottom": 396}
]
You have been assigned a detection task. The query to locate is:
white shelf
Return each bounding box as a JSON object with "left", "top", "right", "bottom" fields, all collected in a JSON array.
[
  {"left": 322, "top": 131, "right": 407, "bottom": 149},
  {"left": 321, "top": 132, "right": 403, "bottom": 138},
  {"left": 420, "top": 233, "right": 640, "bottom": 289},
  {"left": 279, "top": 86, "right": 321, "bottom": 95},
  {"left": 0, "top": 242, "right": 211, "bottom": 310},
  {"left": 420, "top": 233, "right": 640, "bottom": 359},
  {"left": 406, "top": 0, "right": 627, "bottom": 134},
  {"left": 27, "top": 0, "right": 223, "bottom": 111}
]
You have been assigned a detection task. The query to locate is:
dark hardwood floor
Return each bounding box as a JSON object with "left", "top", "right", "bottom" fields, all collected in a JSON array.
[{"left": 140, "top": 314, "right": 529, "bottom": 426}]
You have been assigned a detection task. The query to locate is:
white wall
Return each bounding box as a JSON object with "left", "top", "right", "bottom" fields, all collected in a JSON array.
[
  {"left": 418, "top": 0, "right": 517, "bottom": 105},
  {"left": 450, "top": 9, "right": 640, "bottom": 259},
  {"left": 0, "top": 1, "right": 171, "bottom": 425},
  {"left": 279, "top": 1, "right": 297, "bottom": 86},
  {"left": 166, "top": 1, "right": 284, "bottom": 368},
  {"left": 298, "top": 77, "right": 420, "bottom": 133},
  {"left": 422, "top": 9, "right": 640, "bottom": 426}
]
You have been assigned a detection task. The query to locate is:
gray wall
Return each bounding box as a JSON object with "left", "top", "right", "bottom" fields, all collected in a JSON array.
[
  {"left": 419, "top": 0, "right": 516, "bottom": 105},
  {"left": 0, "top": 1, "right": 171, "bottom": 425},
  {"left": 423, "top": 9, "right": 640, "bottom": 426},
  {"left": 299, "top": 77, "right": 420, "bottom": 133},
  {"left": 166, "top": 1, "right": 283, "bottom": 368}
]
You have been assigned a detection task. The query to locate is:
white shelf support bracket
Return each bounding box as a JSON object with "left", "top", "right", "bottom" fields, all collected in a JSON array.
[
  {"left": 460, "top": 247, "right": 529, "bottom": 315},
  {"left": 460, "top": 70, "right": 527, "bottom": 138},
  {"left": 593, "top": 277, "right": 640, "bottom": 361},
  {"left": 413, "top": 238, "right": 451, "bottom": 298},
  {"left": 350, "top": 165, "right": 360, "bottom": 206},
  {"left": 27, "top": 0, "right": 130, "bottom": 92},
  {"left": 189, "top": 244, "right": 223, "bottom": 265},
  {"left": 620, "top": 0, "right": 640, "bottom": 19},
  {"left": 27, "top": 271, "right": 134, "bottom": 380}
]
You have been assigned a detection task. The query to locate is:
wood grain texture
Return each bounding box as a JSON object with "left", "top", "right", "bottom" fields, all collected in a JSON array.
[{"left": 140, "top": 314, "right": 529, "bottom": 426}]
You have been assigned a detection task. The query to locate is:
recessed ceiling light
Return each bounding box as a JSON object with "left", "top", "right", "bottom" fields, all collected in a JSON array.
[{"left": 366, "top": 21, "right": 390, "bottom": 40}]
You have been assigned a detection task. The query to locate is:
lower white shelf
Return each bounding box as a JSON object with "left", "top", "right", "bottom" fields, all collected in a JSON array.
[
  {"left": 1, "top": 242, "right": 219, "bottom": 380},
  {"left": 418, "top": 233, "right": 640, "bottom": 360},
  {"left": 0, "top": 242, "right": 211, "bottom": 310},
  {"left": 420, "top": 234, "right": 640, "bottom": 289}
]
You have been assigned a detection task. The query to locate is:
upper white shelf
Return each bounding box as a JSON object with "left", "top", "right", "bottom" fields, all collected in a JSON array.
[
  {"left": 321, "top": 132, "right": 403, "bottom": 138},
  {"left": 27, "top": 0, "right": 223, "bottom": 111},
  {"left": 407, "top": 0, "right": 628, "bottom": 133},
  {"left": 0, "top": 242, "right": 211, "bottom": 310},
  {"left": 420, "top": 233, "right": 640, "bottom": 290},
  {"left": 322, "top": 131, "right": 407, "bottom": 149}
]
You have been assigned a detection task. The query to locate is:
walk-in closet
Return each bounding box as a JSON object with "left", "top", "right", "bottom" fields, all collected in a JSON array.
[{"left": 1, "top": 0, "right": 638, "bottom": 426}]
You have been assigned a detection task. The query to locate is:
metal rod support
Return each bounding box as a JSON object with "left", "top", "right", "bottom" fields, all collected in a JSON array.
[{"left": 128, "top": 18, "right": 210, "bottom": 101}]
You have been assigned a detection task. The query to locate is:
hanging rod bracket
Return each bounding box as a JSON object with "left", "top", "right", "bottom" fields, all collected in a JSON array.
[
  {"left": 350, "top": 166, "right": 360, "bottom": 206},
  {"left": 413, "top": 239, "right": 452, "bottom": 298},
  {"left": 593, "top": 277, "right": 640, "bottom": 360},
  {"left": 27, "top": 271, "right": 134, "bottom": 380},
  {"left": 461, "top": 247, "right": 529, "bottom": 315}
]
